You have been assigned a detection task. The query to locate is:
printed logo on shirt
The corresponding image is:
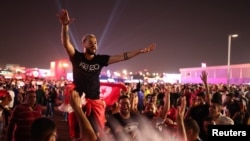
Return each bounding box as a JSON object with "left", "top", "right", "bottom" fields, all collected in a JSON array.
[{"left": 79, "top": 62, "right": 100, "bottom": 72}]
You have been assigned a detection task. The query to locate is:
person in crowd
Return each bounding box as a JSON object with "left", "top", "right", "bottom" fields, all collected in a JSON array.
[
  {"left": 182, "top": 86, "right": 193, "bottom": 109},
  {"left": 12, "top": 84, "right": 20, "bottom": 109},
  {"left": 105, "top": 95, "right": 143, "bottom": 141},
  {"left": 203, "top": 99, "right": 234, "bottom": 140},
  {"left": 7, "top": 90, "right": 43, "bottom": 141},
  {"left": 185, "top": 71, "right": 210, "bottom": 141},
  {"left": 36, "top": 85, "right": 46, "bottom": 106},
  {"left": 185, "top": 91, "right": 209, "bottom": 141},
  {"left": 156, "top": 86, "right": 166, "bottom": 109},
  {"left": 30, "top": 117, "right": 57, "bottom": 141},
  {"left": 6, "top": 85, "right": 15, "bottom": 110},
  {"left": 136, "top": 83, "right": 145, "bottom": 113},
  {"left": 130, "top": 91, "right": 139, "bottom": 114},
  {"left": 131, "top": 82, "right": 144, "bottom": 113},
  {"left": 45, "top": 87, "right": 57, "bottom": 119},
  {"left": 184, "top": 118, "right": 203, "bottom": 141},
  {"left": 164, "top": 96, "right": 179, "bottom": 130},
  {"left": 150, "top": 93, "right": 158, "bottom": 106},
  {"left": 15, "top": 87, "right": 26, "bottom": 105},
  {"left": 0, "top": 88, "right": 12, "bottom": 139},
  {"left": 223, "top": 92, "right": 243, "bottom": 125},
  {"left": 244, "top": 85, "right": 250, "bottom": 124},
  {"left": 169, "top": 85, "right": 181, "bottom": 112},
  {"left": 3, "top": 84, "right": 15, "bottom": 127},
  {"left": 176, "top": 96, "right": 188, "bottom": 141},
  {"left": 57, "top": 8, "right": 156, "bottom": 137},
  {"left": 237, "top": 89, "right": 249, "bottom": 125},
  {"left": 142, "top": 85, "right": 170, "bottom": 129}
]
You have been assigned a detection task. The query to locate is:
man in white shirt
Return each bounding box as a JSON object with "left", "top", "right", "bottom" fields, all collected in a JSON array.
[
  {"left": 3, "top": 84, "right": 15, "bottom": 127},
  {"left": 6, "top": 85, "right": 15, "bottom": 109},
  {"left": 0, "top": 84, "right": 12, "bottom": 139}
]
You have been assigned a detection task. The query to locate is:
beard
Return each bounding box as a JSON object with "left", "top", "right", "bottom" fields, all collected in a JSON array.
[
  {"left": 86, "top": 48, "right": 96, "bottom": 55},
  {"left": 144, "top": 111, "right": 155, "bottom": 119}
]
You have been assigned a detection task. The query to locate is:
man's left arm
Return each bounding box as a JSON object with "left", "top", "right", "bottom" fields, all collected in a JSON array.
[{"left": 108, "top": 42, "right": 156, "bottom": 64}]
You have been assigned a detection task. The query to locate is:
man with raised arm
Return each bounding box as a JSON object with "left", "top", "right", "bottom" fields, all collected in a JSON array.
[{"left": 57, "top": 9, "right": 156, "bottom": 139}]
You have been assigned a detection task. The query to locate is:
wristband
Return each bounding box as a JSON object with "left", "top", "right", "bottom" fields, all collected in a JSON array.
[{"left": 124, "top": 52, "right": 129, "bottom": 60}]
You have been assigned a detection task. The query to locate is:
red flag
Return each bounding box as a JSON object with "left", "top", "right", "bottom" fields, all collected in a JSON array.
[
  {"left": 63, "top": 83, "right": 75, "bottom": 104},
  {"left": 0, "top": 89, "right": 8, "bottom": 98},
  {"left": 58, "top": 82, "right": 127, "bottom": 112},
  {"left": 0, "top": 89, "right": 11, "bottom": 107},
  {"left": 100, "top": 82, "right": 127, "bottom": 106},
  {"left": 58, "top": 83, "right": 75, "bottom": 113}
]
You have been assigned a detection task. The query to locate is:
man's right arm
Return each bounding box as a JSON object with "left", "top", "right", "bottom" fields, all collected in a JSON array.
[
  {"left": 61, "top": 24, "right": 75, "bottom": 57},
  {"left": 57, "top": 9, "right": 75, "bottom": 57}
]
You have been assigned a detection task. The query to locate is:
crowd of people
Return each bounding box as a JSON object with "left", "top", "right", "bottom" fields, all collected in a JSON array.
[
  {"left": 0, "top": 70, "right": 249, "bottom": 141},
  {"left": 0, "top": 8, "right": 250, "bottom": 141}
]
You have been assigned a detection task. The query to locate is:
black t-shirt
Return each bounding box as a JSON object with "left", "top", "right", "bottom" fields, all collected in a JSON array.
[
  {"left": 106, "top": 112, "right": 142, "bottom": 141},
  {"left": 70, "top": 49, "right": 110, "bottom": 99},
  {"left": 189, "top": 103, "right": 209, "bottom": 141},
  {"left": 47, "top": 91, "right": 57, "bottom": 103}
]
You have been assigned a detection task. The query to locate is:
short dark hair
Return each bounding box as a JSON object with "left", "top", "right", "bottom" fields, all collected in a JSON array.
[
  {"left": 30, "top": 117, "right": 56, "bottom": 141},
  {"left": 27, "top": 90, "right": 36, "bottom": 95},
  {"left": 184, "top": 118, "right": 200, "bottom": 134},
  {"left": 211, "top": 92, "right": 222, "bottom": 105},
  {"left": 226, "top": 92, "right": 234, "bottom": 97},
  {"left": 119, "top": 95, "right": 130, "bottom": 101},
  {"left": 197, "top": 92, "right": 205, "bottom": 99}
]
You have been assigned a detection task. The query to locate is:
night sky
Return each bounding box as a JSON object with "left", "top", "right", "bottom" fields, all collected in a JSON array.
[{"left": 1, "top": 0, "right": 250, "bottom": 73}]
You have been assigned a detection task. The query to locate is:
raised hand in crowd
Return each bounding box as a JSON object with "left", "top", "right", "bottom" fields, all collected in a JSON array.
[
  {"left": 57, "top": 9, "right": 75, "bottom": 26},
  {"left": 176, "top": 96, "right": 187, "bottom": 141},
  {"left": 200, "top": 70, "right": 211, "bottom": 105},
  {"left": 69, "top": 90, "right": 97, "bottom": 141}
]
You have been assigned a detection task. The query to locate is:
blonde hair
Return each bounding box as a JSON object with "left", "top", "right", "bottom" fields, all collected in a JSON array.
[{"left": 81, "top": 34, "right": 96, "bottom": 43}]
